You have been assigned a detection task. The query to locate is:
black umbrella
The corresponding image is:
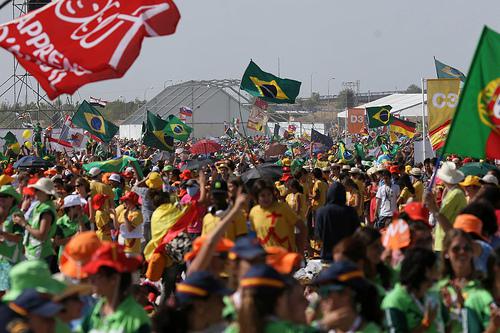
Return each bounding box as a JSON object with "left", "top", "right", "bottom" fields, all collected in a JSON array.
[
  {"left": 241, "top": 163, "right": 283, "bottom": 184},
  {"left": 181, "top": 158, "right": 215, "bottom": 171},
  {"left": 13, "top": 156, "right": 53, "bottom": 169}
]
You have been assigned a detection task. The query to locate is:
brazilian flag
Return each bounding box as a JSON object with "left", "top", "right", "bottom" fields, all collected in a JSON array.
[
  {"left": 143, "top": 111, "right": 174, "bottom": 151},
  {"left": 163, "top": 114, "right": 192, "bottom": 142},
  {"left": 72, "top": 101, "right": 118, "bottom": 143},
  {"left": 2, "top": 131, "right": 20, "bottom": 155},
  {"left": 366, "top": 105, "right": 394, "bottom": 128},
  {"left": 240, "top": 60, "right": 301, "bottom": 104}
]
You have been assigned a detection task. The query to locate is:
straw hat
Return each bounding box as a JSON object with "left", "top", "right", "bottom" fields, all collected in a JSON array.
[
  {"left": 28, "top": 178, "right": 57, "bottom": 196},
  {"left": 437, "top": 162, "right": 464, "bottom": 185},
  {"left": 409, "top": 168, "right": 422, "bottom": 177}
]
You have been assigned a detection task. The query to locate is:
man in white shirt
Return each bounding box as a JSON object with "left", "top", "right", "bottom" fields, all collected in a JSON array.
[{"left": 375, "top": 169, "right": 400, "bottom": 229}]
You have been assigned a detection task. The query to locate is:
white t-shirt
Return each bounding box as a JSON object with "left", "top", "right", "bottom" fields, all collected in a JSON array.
[{"left": 376, "top": 182, "right": 399, "bottom": 217}]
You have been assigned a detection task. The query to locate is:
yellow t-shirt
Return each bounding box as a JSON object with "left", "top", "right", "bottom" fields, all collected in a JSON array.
[
  {"left": 347, "top": 190, "right": 363, "bottom": 217},
  {"left": 249, "top": 201, "right": 299, "bottom": 251},
  {"left": 285, "top": 192, "right": 307, "bottom": 219},
  {"left": 116, "top": 204, "right": 143, "bottom": 254},
  {"left": 398, "top": 187, "right": 414, "bottom": 207},
  {"left": 201, "top": 208, "right": 248, "bottom": 241},
  {"left": 353, "top": 179, "right": 366, "bottom": 204},
  {"left": 311, "top": 179, "right": 328, "bottom": 210},
  {"left": 95, "top": 210, "right": 111, "bottom": 241},
  {"left": 413, "top": 180, "right": 424, "bottom": 202}
]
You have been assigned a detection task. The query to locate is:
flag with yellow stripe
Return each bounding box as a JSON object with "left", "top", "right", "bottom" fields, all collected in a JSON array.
[{"left": 72, "top": 101, "right": 118, "bottom": 143}]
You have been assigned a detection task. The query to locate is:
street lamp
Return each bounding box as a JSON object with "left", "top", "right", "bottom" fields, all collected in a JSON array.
[
  {"left": 327, "top": 77, "right": 336, "bottom": 101},
  {"left": 143, "top": 85, "right": 154, "bottom": 101}
]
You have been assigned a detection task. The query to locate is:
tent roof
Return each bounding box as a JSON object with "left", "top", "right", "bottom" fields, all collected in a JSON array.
[{"left": 337, "top": 93, "right": 427, "bottom": 118}]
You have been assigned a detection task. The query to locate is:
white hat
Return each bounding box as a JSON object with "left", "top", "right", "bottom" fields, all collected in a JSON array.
[
  {"left": 175, "top": 148, "right": 185, "bottom": 155},
  {"left": 28, "top": 178, "right": 57, "bottom": 196},
  {"left": 437, "top": 162, "right": 464, "bottom": 185},
  {"left": 409, "top": 168, "right": 423, "bottom": 177},
  {"left": 125, "top": 167, "right": 134, "bottom": 173},
  {"left": 152, "top": 166, "right": 160, "bottom": 172},
  {"left": 349, "top": 167, "right": 362, "bottom": 174},
  {"left": 481, "top": 174, "right": 499, "bottom": 186},
  {"left": 321, "top": 167, "right": 330, "bottom": 172},
  {"left": 376, "top": 165, "right": 387, "bottom": 172},
  {"left": 108, "top": 173, "right": 121, "bottom": 183},
  {"left": 342, "top": 165, "right": 351, "bottom": 171},
  {"left": 62, "top": 194, "right": 87, "bottom": 209},
  {"left": 366, "top": 167, "right": 377, "bottom": 176},
  {"left": 88, "top": 167, "right": 102, "bottom": 177}
]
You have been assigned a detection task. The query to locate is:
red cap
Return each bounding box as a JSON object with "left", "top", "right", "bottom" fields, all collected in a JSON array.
[
  {"left": 83, "top": 242, "right": 142, "bottom": 275},
  {"left": 91, "top": 194, "right": 110, "bottom": 211},
  {"left": 184, "top": 236, "right": 234, "bottom": 262},
  {"left": 280, "top": 173, "right": 293, "bottom": 182},
  {"left": 120, "top": 191, "right": 139, "bottom": 205},
  {"left": 389, "top": 166, "right": 399, "bottom": 174},
  {"left": 403, "top": 202, "right": 430, "bottom": 226},
  {"left": 180, "top": 169, "right": 192, "bottom": 180},
  {"left": 23, "top": 177, "right": 39, "bottom": 196}
]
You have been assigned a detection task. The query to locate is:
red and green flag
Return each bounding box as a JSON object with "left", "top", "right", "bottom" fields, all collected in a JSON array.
[{"left": 443, "top": 26, "right": 500, "bottom": 159}]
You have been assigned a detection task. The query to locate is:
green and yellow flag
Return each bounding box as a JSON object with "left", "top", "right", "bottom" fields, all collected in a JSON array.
[
  {"left": 143, "top": 111, "right": 175, "bottom": 151},
  {"left": 2, "top": 131, "right": 20, "bottom": 155},
  {"left": 72, "top": 101, "right": 118, "bottom": 143},
  {"left": 82, "top": 156, "right": 143, "bottom": 179},
  {"left": 163, "top": 115, "right": 192, "bottom": 142},
  {"left": 366, "top": 105, "right": 393, "bottom": 128},
  {"left": 240, "top": 60, "right": 301, "bottom": 104},
  {"left": 443, "top": 26, "right": 500, "bottom": 159}
]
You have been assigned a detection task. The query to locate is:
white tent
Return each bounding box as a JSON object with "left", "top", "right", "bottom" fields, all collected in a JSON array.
[{"left": 337, "top": 93, "right": 427, "bottom": 118}]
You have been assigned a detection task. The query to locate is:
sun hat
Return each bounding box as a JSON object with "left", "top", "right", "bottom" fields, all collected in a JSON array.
[
  {"left": 0, "top": 174, "right": 14, "bottom": 186},
  {"left": 405, "top": 165, "right": 412, "bottom": 174},
  {"left": 409, "top": 168, "right": 423, "bottom": 177},
  {"left": 312, "top": 260, "right": 369, "bottom": 293},
  {"left": 349, "top": 167, "right": 362, "bottom": 174},
  {"left": 266, "top": 246, "right": 302, "bottom": 275},
  {"left": 152, "top": 166, "right": 160, "bottom": 173},
  {"left": 0, "top": 185, "right": 22, "bottom": 204},
  {"left": 437, "top": 162, "right": 464, "bottom": 185},
  {"left": 62, "top": 194, "right": 87, "bottom": 209},
  {"left": 403, "top": 202, "right": 430, "bottom": 226},
  {"left": 481, "top": 174, "right": 499, "bottom": 186},
  {"left": 321, "top": 167, "right": 330, "bottom": 172},
  {"left": 60, "top": 231, "right": 102, "bottom": 279},
  {"left": 179, "top": 169, "right": 192, "bottom": 181},
  {"left": 163, "top": 165, "right": 174, "bottom": 172},
  {"left": 366, "top": 167, "right": 377, "bottom": 176},
  {"left": 184, "top": 236, "right": 234, "bottom": 262},
  {"left": 176, "top": 271, "right": 232, "bottom": 305},
  {"left": 211, "top": 179, "right": 228, "bottom": 194},
  {"left": 27, "top": 177, "right": 57, "bottom": 196},
  {"left": 281, "top": 158, "right": 292, "bottom": 167},
  {"left": 375, "top": 165, "right": 386, "bottom": 173},
  {"left": 342, "top": 165, "right": 351, "bottom": 171},
  {"left": 389, "top": 165, "right": 399, "bottom": 174},
  {"left": 8, "top": 289, "right": 63, "bottom": 318},
  {"left": 88, "top": 167, "right": 102, "bottom": 177},
  {"left": 44, "top": 168, "right": 57, "bottom": 177},
  {"left": 145, "top": 172, "right": 163, "bottom": 190},
  {"left": 91, "top": 194, "right": 110, "bottom": 211},
  {"left": 280, "top": 173, "right": 293, "bottom": 182},
  {"left": 229, "top": 235, "right": 266, "bottom": 261},
  {"left": 108, "top": 173, "right": 121, "bottom": 183},
  {"left": 83, "top": 242, "right": 142, "bottom": 275},
  {"left": 454, "top": 214, "right": 487, "bottom": 241},
  {"left": 240, "top": 264, "right": 287, "bottom": 289},
  {"left": 22, "top": 177, "right": 38, "bottom": 196},
  {"left": 3, "top": 260, "right": 66, "bottom": 301},
  {"left": 459, "top": 175, "right": 481, "bottom": 187},
  {"left": 120, "top": 191, "right": 140, "bottom": 205}
]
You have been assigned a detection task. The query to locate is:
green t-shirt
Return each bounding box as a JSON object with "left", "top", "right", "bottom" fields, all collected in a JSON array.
[
  {"left": 437, "top": 279, "right": 493, "bottom": 332},
  {"left": 79, "top": 295, "right": 151, "bottom": 333},
  {"left": 113, "top": 187, "right": 123, "bottom": 207},
  {"left": 0, "top": 206, "right": 24, "bottom": 264},
  {"left": 225, "top": 320, "right": 318, "bottom": 333},
  {"left": 434, "top": 187, "right": 467, "bottom": 251},
  {"left": 24, "top": 201, "right": 57, "bottom": 259},
  {"left": 55, "top": 214, "right": 90, "bottom": 260},
  {"left": 382, "top": 284, "right": 448, "bottom": 333}
]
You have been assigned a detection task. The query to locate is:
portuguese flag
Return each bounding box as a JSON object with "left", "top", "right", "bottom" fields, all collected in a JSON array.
[
  {"left": 443, "top": 26, "right": 500, "bottom": 159},
  {"left": 240, "top": 60, "right": 301, "bottom": 104}
]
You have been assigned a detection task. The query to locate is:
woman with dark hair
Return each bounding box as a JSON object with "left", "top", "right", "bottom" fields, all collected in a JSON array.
[
  {"left": 80, "top": 242, "right": 150, "bottom": 332},
  {"left": 285, "top": 179, "right": 307, "bottom": 220},
  {"left": 313, "top": 260, "right": 383, "bottom": 332},
  {"left": 382, "top": 247, "right": 447, "bottom": 332},
  {"left": 438, "top": 229, "right": 493, "bottom": 332},
  {"left": 397, "top": 173, "right": 416, "bottom": 208},
  {"left": 249, "top": 179, "right": 306, "bottom": 252}
]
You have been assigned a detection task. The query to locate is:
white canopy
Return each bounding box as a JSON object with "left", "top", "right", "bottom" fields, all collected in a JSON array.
[{"left": 337, "top": 93, "right": 427, "bottom": 118}]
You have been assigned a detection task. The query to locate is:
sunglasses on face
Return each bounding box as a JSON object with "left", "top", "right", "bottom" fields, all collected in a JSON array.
[{"left": 451, "top": 244, "right": 472, "bottom": 254}]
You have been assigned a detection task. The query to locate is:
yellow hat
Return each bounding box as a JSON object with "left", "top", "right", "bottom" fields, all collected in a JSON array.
[
  {"left": 0, "top": 174, "right": 13, "bottom": 186},
  {"left": 405, "top": 165, "right": 412, "bottom": 174},
  {"left": 281, "top": 158, "right": 291, "bottom": 167},
  {"left": 459, "top": 175, "right": 481, "bottom": 187},
  {"left": 145, "top": 172, "right": 163, "bottom": 190}
]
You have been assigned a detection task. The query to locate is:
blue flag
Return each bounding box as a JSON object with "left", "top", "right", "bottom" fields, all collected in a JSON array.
[{"left": 434, "top": 57, "right": 466, "bottom": 82}]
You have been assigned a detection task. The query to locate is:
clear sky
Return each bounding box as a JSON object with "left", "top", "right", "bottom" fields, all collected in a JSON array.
[{"left": 0, "top": 0, "right": 499, "bottom": 103}]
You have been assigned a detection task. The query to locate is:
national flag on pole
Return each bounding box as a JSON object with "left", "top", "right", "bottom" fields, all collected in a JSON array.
[
  {"left": 434, "top": 57, "right": 466, "bottom": 82},
  {"left": 72, "top": 101, "right": 118, "bottom": 143},
  {"left": 443, "top": 26, "right": 500, "bottom": 159},
  {"left": 240, "top": 60, "right": 301, "bottom": 104},
  {"left": 180, "top": 106, "right": 193, "bottom": 117},
  {"left": 337, "top": 141, "right": 354, "bottom": 163},
  {"left": 143, "top": 111, "right": 174, "bottom": 151},
  {"left": 51, "top": 115, "right": 85, "bottom": 148},
  {"left": 2, "top": 132, "right": 20, "bottom": 155},
  {"left": 389, "top": 117, "right": 416, "bottom": 138},
  {"left": 429, "top": 120, "right": 450, "bottom": 151},
  {"left": 366, "top": 106, "right": 394, "bottom": 128},
  {"left": 164, "top": 115, "right": 192, "bottom": 142},
  {"left": 311, "top": 129, "right": 333, "bottom": 147},
  {"left": 0, "top": 0, "right": 181, "bottom": 99},
  {"left": 89, "top": 97, "right": 108, "bottom": 108}
]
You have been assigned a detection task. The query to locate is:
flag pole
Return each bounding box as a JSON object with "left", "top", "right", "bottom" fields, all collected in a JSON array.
[
  {"left": 344, "top": 109, "right": 348, "bottom": 145},
  {"left": 421, "top": 77, "right": 426, "bottom": 162}
]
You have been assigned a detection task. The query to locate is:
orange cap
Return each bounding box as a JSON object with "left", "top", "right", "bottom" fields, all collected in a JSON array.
[
  {"left": 184, "top": 236, "right": 234, "bottom": 262},
  {"left": 403, "top": 202, "right": 430, "bottom": 227},
  {"left": 83, "top": 242, "right": 142, "bottom": 275},
  {"left": 59, "top": 231, "right": 102, "bottom": 279},
  {"left": 265, "top": 246, "right": 302, "bottom": 274},
  {"left": 454, "top": 214, "right": 486, "bottom": 240}
]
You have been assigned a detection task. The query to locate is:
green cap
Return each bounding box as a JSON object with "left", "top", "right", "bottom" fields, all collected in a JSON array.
[
  {"left": 0, "top": 185, "right": 22, "bottom": 204},
  {"left": 163, "top": 165, "right": 173, "bottom": 172},
  {"left": 3, "top": 260, "right": 67, "bottom": 301}
]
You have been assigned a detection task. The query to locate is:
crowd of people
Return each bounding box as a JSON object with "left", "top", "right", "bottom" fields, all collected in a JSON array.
[{"left": 0, "top": 135, "right": 500, "bottom": 333}]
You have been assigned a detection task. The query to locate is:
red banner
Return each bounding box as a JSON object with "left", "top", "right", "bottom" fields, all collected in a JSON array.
[
  {"left": 0, "top": 0, "right": 180, "bottom": 99},
  {"left": 347, "top": 108, "right": 365, "bottom": 134}
]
